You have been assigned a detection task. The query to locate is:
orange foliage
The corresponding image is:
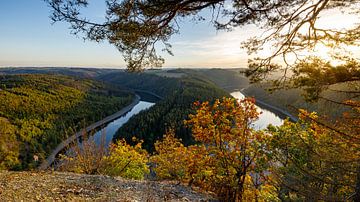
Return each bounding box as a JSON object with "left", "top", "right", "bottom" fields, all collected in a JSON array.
[{"left": 152, "top": 97, "right": 274, "bottom": 201}]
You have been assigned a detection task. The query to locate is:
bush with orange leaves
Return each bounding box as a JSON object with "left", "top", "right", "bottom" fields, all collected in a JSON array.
[{"left": 151, "top": 97, "right": 276, "bottom": 201}]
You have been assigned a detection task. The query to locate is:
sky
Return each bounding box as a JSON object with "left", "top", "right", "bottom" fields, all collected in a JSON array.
[
  {"left": 0, "top": 0, "right": 254, "bottom": 68},
  {"left": 0, "top": 1, "right": 358, "bottom": 69}
]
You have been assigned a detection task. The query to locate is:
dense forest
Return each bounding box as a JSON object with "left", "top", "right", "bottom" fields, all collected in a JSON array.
[
  {"left": 96, "top": 70, "right": 181, "bottom": 97},
  {"left": 0, "top": 74, "right": 134, "bottom": 170},
  {"left": 114, "top": 74, "right": 229, "bottom": 152},
  {"left": 242, "top": 82, "right": 357, "bottom": 119}
]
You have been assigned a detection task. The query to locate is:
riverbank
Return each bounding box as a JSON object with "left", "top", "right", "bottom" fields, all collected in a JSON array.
[
  {"left": 225, "top": 87, "right": 298, "bottom": 122},
  {"left": 39, "top": 94, "right": 141, "bottom": 170},
  {"left": 240, "top": 90, "right": 298, "bottom": 122}
]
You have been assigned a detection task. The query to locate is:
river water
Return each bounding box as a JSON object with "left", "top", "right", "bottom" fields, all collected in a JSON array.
[
  {"left": 231, "top": 91, "right": 283, "bottom": 130},
  {"left": 92, "top": 101, "right": 155, "bottom": 146}
]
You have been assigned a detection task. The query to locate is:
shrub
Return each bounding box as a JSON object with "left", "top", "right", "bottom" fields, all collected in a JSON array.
[
  {"left": 59, "top": 134, "right": 149, "bottom": 180},
  {"left": 102, "top": 139, "right": 149, "bottom": 180}
]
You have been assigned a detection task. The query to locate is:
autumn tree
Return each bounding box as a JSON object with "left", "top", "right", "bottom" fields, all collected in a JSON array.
[
  {"left": 152, "top": 98, "right": 276, "bottom": 201},
  {"left": 266, "top": 109, "right": 359, "bottom": 201},
  {"left": 150, "top": 129, "right": 190, "bottom": 181}
]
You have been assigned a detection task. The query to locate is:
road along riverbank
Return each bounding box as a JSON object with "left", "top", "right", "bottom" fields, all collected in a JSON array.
[{"left": 39, "top": 94, "right": 140, "bottom": 170}]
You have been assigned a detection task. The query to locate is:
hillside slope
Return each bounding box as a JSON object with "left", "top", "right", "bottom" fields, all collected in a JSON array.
[
  {"left": 0, "top": 171, "right": 216, "bottom": 201},
  {"left": 0, "top": 74, "right": 134, "bottom": 170},
  {"left": 243, "top": 82, "right": 357, "bottom": 118}
]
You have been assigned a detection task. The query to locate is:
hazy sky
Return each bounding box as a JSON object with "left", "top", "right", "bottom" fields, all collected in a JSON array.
[
  {"left": 0, "top": 1, "right": 357, "bottom": 68},
  {"left": 0, "top": 0, "right": 254, "bottom": 68}
]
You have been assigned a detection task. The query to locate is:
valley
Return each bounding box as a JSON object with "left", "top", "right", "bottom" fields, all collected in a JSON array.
[
  {"left": 0, "top": 67, "right": 357, "bottom": 201},
  {"left": 0, "top": 74, "right": 134, "bottom": 170},
  {"left": 1, "top": 1, "right": 359, "bottom": 199},
  {"left": 0, "top": 68, "right": 293, "bottom": 169}
]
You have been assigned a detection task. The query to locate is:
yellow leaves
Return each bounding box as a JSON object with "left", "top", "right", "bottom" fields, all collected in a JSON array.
[
  {"left": 186, "top": 97, "right": 263, "bottom": 149},
  {"left": 152, "top": 97, "right": 273, "bottom": 201},
  {"left": 298, "top": 108, "right": 318, "bottom": 120},
  {"left": 59, "top": 137, "right": 149, "bottom": 180},
  {"left": 103, "top": 139, "right": 149, "bottom": 180},
  {"left": 0, "top": 118, "right": 19, "bottom": 170},
  {"left": 344, "top": 99, "right": 360, "bottom": 111},
  {"left": 151, "top": 131, "right": 189, "bottom": 180}
]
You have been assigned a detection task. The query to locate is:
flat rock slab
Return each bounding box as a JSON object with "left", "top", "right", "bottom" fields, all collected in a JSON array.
[{"left": 0, "top": 171, "right": 217, "bottom": 201}]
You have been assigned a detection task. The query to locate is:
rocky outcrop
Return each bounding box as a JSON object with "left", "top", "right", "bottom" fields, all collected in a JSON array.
[{"left": 0, "top": 171, "right": 217, "bottom": 201}]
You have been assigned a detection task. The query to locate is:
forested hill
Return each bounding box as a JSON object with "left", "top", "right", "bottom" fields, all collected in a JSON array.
[
  {"left": 167, "top": 68, "right": 250, "bottom": 91},
  {"left": 242, "top": 82, "right": 357, "bottom": 119},
  {"left": 0, "top": 74, "right": 134, "bottom": 170},
  {"left": 114, "top": 75, "right": 230, "bottom": 152},
  {"left": 0, "top": 67, "right": 110, "bottom": 78},
  {"left": 96, "top": 71, "right": 181, "bottom": 98}
]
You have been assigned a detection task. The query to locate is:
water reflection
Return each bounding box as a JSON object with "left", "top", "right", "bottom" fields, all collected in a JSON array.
[
  {"left": 230, "top": 91, "right": 283, "bottom": 130},
  {"left": 92, "top": 101, "right": 155, "bottom": 146}
]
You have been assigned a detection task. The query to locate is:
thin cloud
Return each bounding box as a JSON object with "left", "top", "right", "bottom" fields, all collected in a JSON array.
[{"left": 166, "top": 26, "right": 259, "bottom": 67}]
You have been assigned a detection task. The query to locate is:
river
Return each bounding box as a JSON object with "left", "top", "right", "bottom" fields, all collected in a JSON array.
[
  {"left": 92, "top": 101, "right": 155, "bottom": 146},
  {"left": 231, "top": 91, "right": 284, "bottom": 130}
]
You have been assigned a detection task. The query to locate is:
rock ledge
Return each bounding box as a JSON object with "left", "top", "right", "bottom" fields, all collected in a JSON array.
[{"left": 0, "top": 171, "right": 217, "bottom": 201}]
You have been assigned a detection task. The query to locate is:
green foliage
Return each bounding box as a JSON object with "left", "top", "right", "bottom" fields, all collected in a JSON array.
[
  {"left": 0, "top": 118, "right": 19, "bottom": 170},
  {"left": 97, "top": 71, "right": 181, "bottom": 97},
  {"left": 0, "top": 74, "right": 133, "bottom": 170},
  {"left": 292, "top": 57, "right": 360, "bottom": 101},
  {"left": 267, "top": 111, "right": 358, "bottom": 201}
]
